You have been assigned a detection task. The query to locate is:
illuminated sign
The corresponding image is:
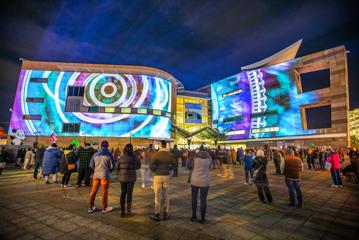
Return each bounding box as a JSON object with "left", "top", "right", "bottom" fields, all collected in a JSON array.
[{"left": 251, "top": 127, "right": 279, "bottom": 134}]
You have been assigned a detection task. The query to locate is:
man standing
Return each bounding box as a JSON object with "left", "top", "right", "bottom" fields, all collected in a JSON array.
[
  {"left": 171, "top": 144, "right": 181, "bottom": 177},
  {"left": 88, "top": 140, "right": 115, "bottom": 213},
  {"left": 149, "top": 141, "right": 176, "bottom": 221},
  {"left": 281, "top": 148, "right": 304, "bottom": 208},
  {"left": 77, "top": 143, "right": 95, "bottom": 187},
  {"left": 33, "top": 145, "right": 45, "bottom": 179}
]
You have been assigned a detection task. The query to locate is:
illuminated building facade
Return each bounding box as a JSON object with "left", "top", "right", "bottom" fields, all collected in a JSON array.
[
  {"left": 349, "top": 109, "right": 359, "bottom": 137},
  {"left": 8, "top": 40, "right": 351, "bottom": 148}
]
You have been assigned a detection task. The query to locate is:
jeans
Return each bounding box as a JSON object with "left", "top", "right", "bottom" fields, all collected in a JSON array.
[
  {"left": 191, "top": 185, "right": 209, "bottom": 221},
  {"left": 244, "top": 168, "right": 253, "bottom": 183},
  {"left": 120, "top": 182, "right": 135, "bottom": 212},
  {"left": 77, "top": 167, "right": 91, "bottom": 186},
  {"left": 285, "top": 178, "right": 303, "bottom": 206},
  {"left": 89, "top": 178, "right": 110, "bottom": 209},
  {"left": 141, "top": 165, "right": 152, "bottom": 186},
  {"left": 273, "top": 159, "right": 281, "bottom": 175},
  {"left": 33, "top": 161, "right": 41, "bottom": 179},
  {"left": 331, "top": 168, "right": 343, "bottom": 186},
  {"left": 255, "top": 184, "right": 272, "bottom": 203},
  {"left": 61, "top": 172, "right": 72, "bottom": 186},
  {"left": 153, "top": 175, "right": 170, "bottom": 214}
]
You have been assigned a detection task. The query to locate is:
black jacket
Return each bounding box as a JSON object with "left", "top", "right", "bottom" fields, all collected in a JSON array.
[
  {"left": 150, "top": 149, "right": 176, "bottom": 176},
  {"left": 117, "top": 154, "right": 140, "bottom": 182},
  {"left": 252, "top": 156, "right": 269, "bottom": 184}
]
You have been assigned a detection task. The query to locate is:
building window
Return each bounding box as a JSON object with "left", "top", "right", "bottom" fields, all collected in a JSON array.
[
  {"left": 62, "top": 123, "right": 80, "bottom": 133},
  {"left": 30, "top": 78, "right": 48, "bottom": 83},
  {"left": 67, "top": 86, "right": 85, "bottom": 97},
  {"left": 23, "top": 114, "right": 41, "bottom": 120}
]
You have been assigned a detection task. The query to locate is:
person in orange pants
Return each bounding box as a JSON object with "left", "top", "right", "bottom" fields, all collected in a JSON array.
[{"left": 88, "top": 141, "right": 115, "bottom": 213}]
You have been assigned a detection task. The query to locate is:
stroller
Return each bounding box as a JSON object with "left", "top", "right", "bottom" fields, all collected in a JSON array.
[{"left": 342, "top": 163, "right": 359, "bottom": 184}]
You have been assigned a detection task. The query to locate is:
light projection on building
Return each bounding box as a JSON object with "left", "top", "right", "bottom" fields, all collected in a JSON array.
[
  {"left": 211, "top": 60, "right": 320, "bottom": 140},
  {"left": 9, "top": 70, "right": 172, "bottom": 138}
]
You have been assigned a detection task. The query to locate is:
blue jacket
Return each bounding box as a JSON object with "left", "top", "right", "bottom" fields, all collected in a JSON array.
[
  {"left": 243, "top": 154, "right": 253, "bottom": 169},
  {"left": 90, "top": 148, "right": 115, "bottom": 180},
  {"left": 42, "top": 147, "right": 62, "bottom": 175}
]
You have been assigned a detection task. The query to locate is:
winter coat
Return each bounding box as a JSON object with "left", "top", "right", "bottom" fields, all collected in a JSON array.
[
  {"left": 188, "top": 151, "right": 212, "bottom": 187},
  {"left": 252, "top": 156, "right": 269, "bottom": 184},
  {"left": 326, "top": 153, "right": 341, "bottom": 170},
  {"left": 90, "top": 147, "right": 115, "bottom": 180},
  {"left": 150, "top": 149, "right": 176, "bottom": 176},
  {"left": 60, "top": 150, "right": 78, "bottom": 174},
  {"left": 42, "top": 147, "right": 62, "bottom": 175},
  {"left": 117, "top": 154, "right": 141, "bottom": 182}
]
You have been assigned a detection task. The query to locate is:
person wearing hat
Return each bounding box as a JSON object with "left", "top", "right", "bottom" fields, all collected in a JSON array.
[
  {"left": 76, "top": 142, "right": 96, "bottom": 187},
  {"left": 281, "top": 148, "right": 304, "bottom": 208},
  {"left": 252, "top": 149, "right": 272, "bottom": 204},
  {"left": 88, "top": 140, "right": 115, "bottom": 213}
]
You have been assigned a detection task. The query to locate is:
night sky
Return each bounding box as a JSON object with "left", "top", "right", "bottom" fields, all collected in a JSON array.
[{"left": 0, "top": 0, "right": 358, "bottom": 130}]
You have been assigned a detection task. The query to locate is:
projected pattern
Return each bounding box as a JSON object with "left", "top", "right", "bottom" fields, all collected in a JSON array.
[
  {"left": 9, "top": 70, "right": 172, "bottom": 138},
  {"left": 212, "top": 61, "right": 320, "bottom": 140}
]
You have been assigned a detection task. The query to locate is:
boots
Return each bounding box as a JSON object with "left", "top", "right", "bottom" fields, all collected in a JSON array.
[
  {"left": 127, "top": 202, "right": 133, "bottom": 216},
  {"left": 120, "top": 203, "right": 126, "bottom": 217}
]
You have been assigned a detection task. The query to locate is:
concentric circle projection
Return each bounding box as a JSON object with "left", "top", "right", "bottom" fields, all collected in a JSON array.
[{"left": 17, "top": 70, "right": 172, "bottom": 138}]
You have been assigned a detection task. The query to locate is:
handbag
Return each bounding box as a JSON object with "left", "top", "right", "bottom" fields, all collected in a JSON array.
[
  {"left": 325, "top": 161, "right": 332, "bottom": 171},
  {"left": 67, "top": 163, "right": 76, "bottom": 171}
]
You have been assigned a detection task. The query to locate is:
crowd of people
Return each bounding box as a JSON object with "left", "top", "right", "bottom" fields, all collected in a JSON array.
[{"left": 0, "top": 142, "right": 358, "bottom": 224}]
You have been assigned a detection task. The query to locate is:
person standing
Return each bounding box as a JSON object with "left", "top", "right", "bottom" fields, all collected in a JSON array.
[
  {"left": 149, "top": 141, "right": 176, "bottom": 221},
  {"left": 141, "top": 144, "right": 155, "bottom": 188},
  {"left": 171, "top": 144, "right": 181, "bottom": 177},
  {"left": 76, "top": 143, "right": 95, "bottom": 187},
  {"left": 215, "top": 146, "right": 223, "bottom": 176},
  {"left": 42, "top": 143, "right": 62, "bottom": 184},
  {"left": 23, "top": 148, "right": 34, "bottom": 170},
  {"left": 252, "top": 150, "right": 272, "bottom": 204},
  {"left": 281, "top": 149, "right": 304, "bottom": 208},
  {"left": 88, "top": 141, "right": 115, "bottom": 213},
  {"left": 326, "top": 149, "right": 343, "bottom": 188},
  {"left": 272, "top": 149, "right": 282, "bottom": 175},
  {"left": 16, "top": 148, "right": 25, "bottom": 168},
  {"left": 187, "top": 146, "right": 212, "bottom": 224},
  {"left": 60, "top": 145, "right": 78, "bottom": 188},
  {"left": 237, "top": 148, "right": 244, "bottom": 165},
  {"left": 117, "top": 144, "right": 140, "bottom": 217},
  {"left": 243, "top": 149, "right": 254, "bottom": 184},
  {"left": 0, "top": 147, "right": 8, "bottom": 175},
  {"left": 222, "top": 149, "right": 234, "bottom": 179},
  {"left": 33, "top": 145, "right": 45, "bottom": 179}
]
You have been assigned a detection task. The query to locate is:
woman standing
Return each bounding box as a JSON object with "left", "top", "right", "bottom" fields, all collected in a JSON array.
[
  {"left": 326, "top": 149, "right": 343, "bottom": 188},
  {"left": 0, "top": 147, "right": 8, "bottom": 175},
  {"left": 42, "top": 143, "right": 62, "bottom": 184},
  {"left": 243, "top": 149, "right": 254, "bottom": 184},
  {"left": 60, "top": 145, "right": 78, "bottom": 188},
  {"left": 187, "top": 146, "right": 212, "bottom": 224},
  {"left": 117, "top": 144, "right": 140, "bottom": 217},
  {"left": 252, "top": 149, "right": 273, "bottom": 204}
]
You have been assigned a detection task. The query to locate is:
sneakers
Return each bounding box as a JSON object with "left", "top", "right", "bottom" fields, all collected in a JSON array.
[
  {"left": 102, "top": 206, "right": 113, "bottom": 213},
  {"left": 244, "top": 182, "right": 248, "bottom": 185},
  {"left": 88, "top": 206, "right": 96, "bottom": 213},
  {"left": 217, "top": 174, "right": 222, "bottom": 176},
  {"left": 338, "top": 185, "right": 343, "bottom": 188},
  {"left": 149, "top": 213, "right": 160, "bottom": 221},
  {"left": 141, "top": 183, "right": 145, "bottom": 188},
  {"left": 331, "top": 184, "right": 338, "bottom": 188},
  {"left": 150, "top": 185, "right": 154, "bottom": 189},
  {"left": 60, "top": 184, "right": 64, "bottom": 187}
]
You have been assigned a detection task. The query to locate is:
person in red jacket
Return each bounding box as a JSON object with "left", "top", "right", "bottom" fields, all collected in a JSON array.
[{"left": 326, "top": 149, "right": 343, "bottom": 188}]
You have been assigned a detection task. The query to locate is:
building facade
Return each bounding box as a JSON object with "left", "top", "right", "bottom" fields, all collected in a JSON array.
[{"left": 8, "top": 41, "right": 351, "bottom": 148}]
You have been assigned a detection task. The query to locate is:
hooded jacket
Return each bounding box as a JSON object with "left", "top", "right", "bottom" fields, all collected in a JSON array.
[
  {"left": 188, "top": 151, "right": 212, "bottom": 187},
  {"left": 90, "top": 147, "right": 115, "bottom": 180}
]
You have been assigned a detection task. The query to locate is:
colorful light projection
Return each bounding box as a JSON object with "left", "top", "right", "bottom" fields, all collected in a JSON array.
[
  {"left": 9, "top": 70, "right": 172, "bottom": 138},
  {"left": 211, "top": 60, "right": 320, "bottom": 140}
]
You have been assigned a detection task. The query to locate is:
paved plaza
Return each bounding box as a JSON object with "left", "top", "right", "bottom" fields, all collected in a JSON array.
[{"left": 0, "top": 163, "right": 358, "bottom": 240}]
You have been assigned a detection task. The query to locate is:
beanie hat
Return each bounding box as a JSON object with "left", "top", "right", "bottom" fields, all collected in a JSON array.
[{"left": 101, "top": 140, "right": 109, "bottom": 148}]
